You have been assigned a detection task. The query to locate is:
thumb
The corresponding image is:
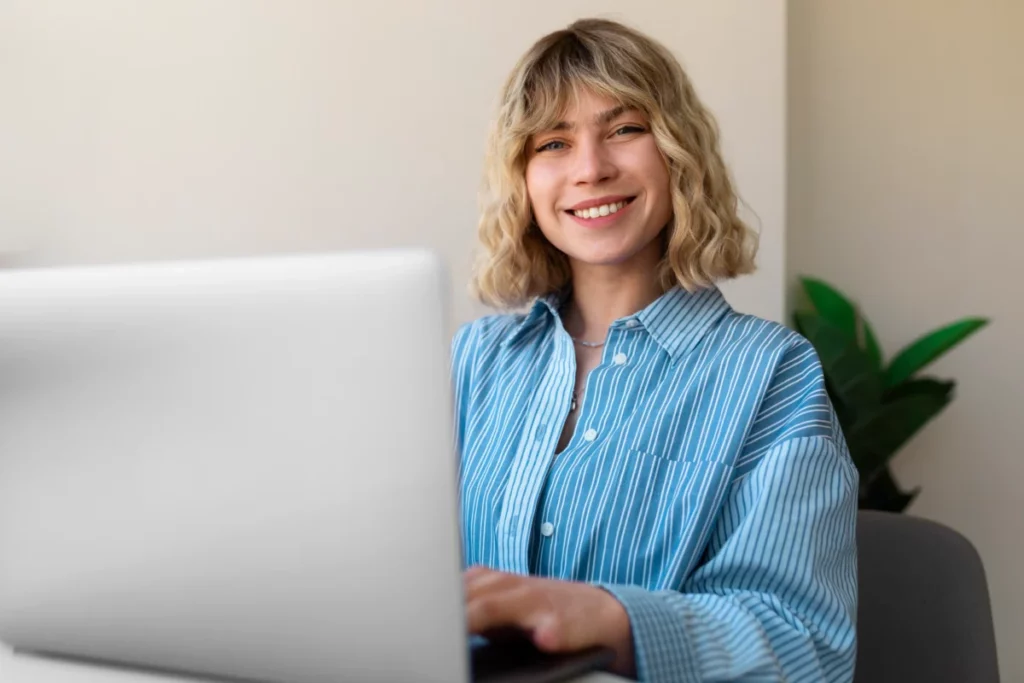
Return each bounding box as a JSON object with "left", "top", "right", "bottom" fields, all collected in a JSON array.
[{"left": 531, "top": 613, "right": 566, "bottom": 652}]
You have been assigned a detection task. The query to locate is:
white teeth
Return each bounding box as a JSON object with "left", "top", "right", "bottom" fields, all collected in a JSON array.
[{"left": 573, "top": 200, "right": 629, "bottom": 218}]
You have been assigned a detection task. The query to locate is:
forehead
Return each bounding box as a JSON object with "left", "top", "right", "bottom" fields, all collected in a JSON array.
[
  {"left": 530, "top": 86, "right": 641, "bottom": 134},
  {"left": 559, "top": 88, "right": 625, "bottom": 118}
]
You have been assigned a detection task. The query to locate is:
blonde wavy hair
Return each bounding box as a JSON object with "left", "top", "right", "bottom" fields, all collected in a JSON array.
[{"left": 472, "top": 17, "right": 758, "bottom": 309}]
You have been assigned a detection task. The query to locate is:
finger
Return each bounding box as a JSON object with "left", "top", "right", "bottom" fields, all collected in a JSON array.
[
  {"left": 466, "top": 582, "right": 543, "bottom": 636},
  {"left": 463, "top": 567, "right": 517, "bottom": 601},
  {"left": 463, "top": 564, "right": 491, "bottom": 580},
  {"left": 463, "top": 565, "right": 497, "bottom": 588},
  {"left": 531, "top": 613, "right": 565, "bottom": 652}
]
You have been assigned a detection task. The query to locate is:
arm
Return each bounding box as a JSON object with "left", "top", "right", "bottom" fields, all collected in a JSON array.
[{"left": 599, "top": 435, "right": 858, "bottom": 682}]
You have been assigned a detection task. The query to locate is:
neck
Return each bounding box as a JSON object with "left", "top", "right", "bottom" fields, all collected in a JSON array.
[{"left": 561, "top": 261, "right": 664, "bottom": 344}]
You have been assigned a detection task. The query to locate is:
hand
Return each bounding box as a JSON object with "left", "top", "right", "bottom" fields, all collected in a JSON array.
[{"left": 464, "top": 565, "right": 635, "bottom": 677}]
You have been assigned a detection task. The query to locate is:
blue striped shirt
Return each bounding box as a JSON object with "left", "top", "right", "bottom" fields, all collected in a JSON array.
[{"left": 451, "top": 284, "right": 858, "bottom": 682}]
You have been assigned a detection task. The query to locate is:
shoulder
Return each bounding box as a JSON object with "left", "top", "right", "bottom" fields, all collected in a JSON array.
[
  {"left": 705, "top": 311, "right": 839, "bottom": 454},
  {"left": 704, "top": 310, "right": 820, "bottom": 375},
  {"left": 453, "top": 311, "right": 525, "bottom": 344},
  {"left": 451, "top": 312, "right": 528, "bottom": 372}
]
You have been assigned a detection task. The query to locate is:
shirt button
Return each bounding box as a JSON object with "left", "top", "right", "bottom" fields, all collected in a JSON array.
[
  {"left": 583, "top": 428, "right": 597, "bottom": 442},
  {"left": 625, "top": 319, "right": 639, "bottom": 328},
  {"left": 540, "top": 522, "right": 554, "bottom": 537},
  {"left": 613, "top": 352, "right": 628, "bottom": 365}
]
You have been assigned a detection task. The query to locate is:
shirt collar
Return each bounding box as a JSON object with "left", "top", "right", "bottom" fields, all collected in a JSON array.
[
  {"left": 500, "top": 289, "right": 566, "bottom": 349},
  {"left": 501, "top": 283, "right": 732, "bottom": 359},
  {"left": 634, "top": 284, "right": 733, "bottom": 359}
]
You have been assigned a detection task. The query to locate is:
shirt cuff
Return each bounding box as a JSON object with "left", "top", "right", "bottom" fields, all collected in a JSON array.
[{"left": 598, "top": 583, "right": 698, "bottom": 683}]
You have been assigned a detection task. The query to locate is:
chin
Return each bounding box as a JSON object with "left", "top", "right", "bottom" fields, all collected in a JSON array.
[{"left": 565, "top": 247, "right": 642, "bottom": 268}]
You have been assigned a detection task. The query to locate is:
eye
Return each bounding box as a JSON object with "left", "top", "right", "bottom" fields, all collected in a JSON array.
[
  {"left": 614, "top": 125, "right": 646, "bottom": 136},
  {"left": 535, "top": 139, "right": 566, "bottom": 153}
]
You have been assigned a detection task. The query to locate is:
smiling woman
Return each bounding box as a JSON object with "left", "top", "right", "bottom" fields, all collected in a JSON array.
[
  {"left": 472, "top": 19, "right": 755, "bottom": 311},
  {"left": 455, "top": 17, "right": 858, "bottom": 683},
  {"left": 524, "top": 96, "right": 672, "bottom": 274}
]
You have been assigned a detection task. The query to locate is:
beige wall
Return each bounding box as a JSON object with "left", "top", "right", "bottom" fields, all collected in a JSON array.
[
  {"left": 0, "top": 0, "right": 785, "bottom": 329},
  {"left": 789, "top": 0, "right": 1024, "bottom": 677}
]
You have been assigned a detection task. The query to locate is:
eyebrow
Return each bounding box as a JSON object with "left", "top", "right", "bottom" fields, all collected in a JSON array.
[{"left": 551, "top": 105, "right": 634, "bottom": 132}]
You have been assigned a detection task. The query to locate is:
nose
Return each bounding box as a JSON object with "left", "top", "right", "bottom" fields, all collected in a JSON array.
[{"left": 571, "top": 137, "right": 618, "bottom": 186}]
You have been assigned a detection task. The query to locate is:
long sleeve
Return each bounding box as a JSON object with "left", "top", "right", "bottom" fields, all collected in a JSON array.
[{"left": 599, "top": 435, "right": 859, "bottom": 682}]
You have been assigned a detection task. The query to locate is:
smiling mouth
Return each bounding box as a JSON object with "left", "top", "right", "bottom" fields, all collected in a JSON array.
[{"left": 566, "top": 197, "right": 635, "bottom": 220}]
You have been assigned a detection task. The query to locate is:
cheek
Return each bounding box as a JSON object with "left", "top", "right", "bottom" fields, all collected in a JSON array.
[
  {"left": 642, "top": 154, "right": 673, "bottom": 217},
  {"left": 638, "top": 144, "right": 671, "bottom": 191},
  {"left": 525, "top": 163, "right": 559, "bottom": 214},
  {"left": 622, "top": 134, "right": 659, "bottom": 169}
]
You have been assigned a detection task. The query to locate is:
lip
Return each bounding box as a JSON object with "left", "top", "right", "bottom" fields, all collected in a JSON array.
[
  {"left": 567, "top": 195, "right": 634, "bottom": 211},
  {"left": 566, "top": 196, "right": 637, "bottom": 229}
]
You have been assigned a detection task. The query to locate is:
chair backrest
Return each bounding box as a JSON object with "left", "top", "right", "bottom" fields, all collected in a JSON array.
[{"left": 854, "top": 510, "right": 1000, "bottom": 683}]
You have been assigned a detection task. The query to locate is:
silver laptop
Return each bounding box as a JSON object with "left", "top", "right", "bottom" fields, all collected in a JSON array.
[{"left": 0, "top": 250, "right": 613, "bottom": 683}]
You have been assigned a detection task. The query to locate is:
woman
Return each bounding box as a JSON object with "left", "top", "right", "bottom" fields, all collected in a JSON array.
[{"left": 452, "top": 18, "right": 858, "bottom": 683}]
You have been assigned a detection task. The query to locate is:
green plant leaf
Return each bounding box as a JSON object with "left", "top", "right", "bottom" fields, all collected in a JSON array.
[
  {"left": 861, "top": 320, "right": 883, "bottom": 371},
  {"left": 845, "top": 386, "right": 953, "bottom": 481},
  {"left": 800, "top": 277, "right": 856, "bottom": 335},
  {"left": 799, "top": 276, "right": 883, "bottom": 370},
  {"left": 883, "top": 376, "right": 955, "bottom": 403},
  {"left": 884, "top": 317, "right": 989, "bottom": 388},
  {"left": 794, "top": 311, "right": 883, "bottom": 417}
]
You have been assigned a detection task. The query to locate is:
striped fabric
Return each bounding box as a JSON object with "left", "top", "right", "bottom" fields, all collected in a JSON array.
[{"left": 451, "top": 284, "right": 858, "bottom": 683}]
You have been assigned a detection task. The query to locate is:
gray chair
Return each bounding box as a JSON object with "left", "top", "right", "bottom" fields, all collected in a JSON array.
[{"left": 854, "top": 510, "right": 1000, "bottom": 682}]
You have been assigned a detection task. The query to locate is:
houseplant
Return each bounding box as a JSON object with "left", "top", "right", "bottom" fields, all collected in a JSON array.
[{"left": 792, "top": 276, "right": 989, "bottom": 511}]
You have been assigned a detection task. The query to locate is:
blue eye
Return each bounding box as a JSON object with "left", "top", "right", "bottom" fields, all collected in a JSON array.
[
  {"left": 536, "top": 140, "right": 565, "bottom": 152},
  {"left": 615, "top": 125, "right": 646, "bottom": 136}
]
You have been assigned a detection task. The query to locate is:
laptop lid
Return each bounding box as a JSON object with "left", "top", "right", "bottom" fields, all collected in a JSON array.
[{"left": 0, "top": 249, "right": 468, "bottom": 683}]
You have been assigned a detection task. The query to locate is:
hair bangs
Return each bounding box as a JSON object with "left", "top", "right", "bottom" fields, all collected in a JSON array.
[{"left": 511, "top": 35, "right": 651, "bottom": 146}]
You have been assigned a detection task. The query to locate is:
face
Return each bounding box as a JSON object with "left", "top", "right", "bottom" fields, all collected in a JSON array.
[{"left": 525, "top": 89, "right": 673, "bottom": 275}]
